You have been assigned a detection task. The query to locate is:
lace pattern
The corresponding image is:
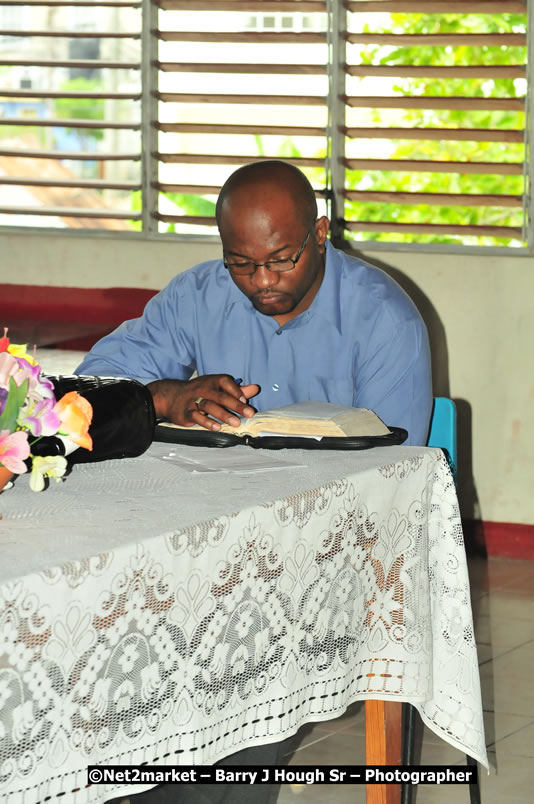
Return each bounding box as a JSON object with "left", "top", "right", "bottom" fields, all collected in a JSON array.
[{"left": 0, "top": 446, "right": 487, "bottom": 803}]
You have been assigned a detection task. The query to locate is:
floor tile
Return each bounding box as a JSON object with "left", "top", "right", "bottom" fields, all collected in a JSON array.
[
  {"left": 485, "top": 557, "right": 534, "bottom": 592},
  {"left": 278, "top": 780, "right": 365, "bottom": 804},
  {"left": 307, "top": 702, "right": 366, "bottom": 737},
  {"left": 483, "top": 710, "right": 534, "bottom": 750},
  {"left": 477, "top": 752, "right": 531, "bottom": 804},
  {"left": 473, "top": 612, "right": 534, "bottom": 655},
  {"left": 476, "top": 592, "right": 534, "bottom": 622},
  {"left": 281, "top": 731, "right": 367, "bottom": 804},
  {"left": 490, "top": 719, "right": 534, "bottom": 757},
  {"left": 289, "top": 729, "right": 366, "bottom": 766},
  {"left": 479, "top": 641, "right": 534, "bottom": 717}
]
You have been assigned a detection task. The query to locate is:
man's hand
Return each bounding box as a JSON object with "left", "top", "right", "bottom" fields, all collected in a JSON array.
[{"left": 147, "top": 375, "right": 260, "bottom": 430}]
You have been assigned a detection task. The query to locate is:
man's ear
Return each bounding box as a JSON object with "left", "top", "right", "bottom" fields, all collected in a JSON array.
[{"left": 315, "top": 216, "right": 330, "bottom": 250}]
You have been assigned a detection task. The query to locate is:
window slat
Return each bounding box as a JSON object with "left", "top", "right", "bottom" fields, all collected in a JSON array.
[
  {"left": 343, "top": 158, "right": 523, "bottom": 175},
  {"left": 157, "top": 62, "right": 326, "bottom": 75},
  {"left": 157, "top": 154, "right": 326, "bottom": 168},
  {"left": 0, "top": 59, "right": 140, "bottom": 70},
  {"left": 0, "top": 149, "right": 140, "bottom": 161},
  {"left": 347, "top": 1, "right": 526, "bottom": 11},
  {"left": 343, "top": 190, "right": 522, "bottom": 207},
  {"left": 156, "top": 123, "right": 325, "bottom": 136},
  {"left": 154, "top": 184, "right": 220, "bottom": 195},
  {"left": 0, "top": 177, "right": 141, "bottom": 191},
  {"left": 347, "top": 65, "right": 525, "bottom": 79},
  {"left": 0, "top": 118, "right": 140, "bottom": 130},
  {"left": 158, "top": 1, "right": 326, "bottom": 10},
  {"left": 157, "top": 31, "right": 326, "bottom": 44},
  {"left": 0, "top": 30, "right": 140, "bottom": 38},
  {"left": 345, "top": 33, "right": 526, "bottom": 46},
  {"left": 345, "top": 97, "right": 525, "bottom": 112},
  {"left": 344, "top": 220, "right": 523, "bottom": 238},
  {"left": 155, "top": 183, "right": 326, "bottom": 196},
  {"left": 343, "top": 127, "right": 523, "bottom": 143},
  {"left": 1, "top": 0, "right": 141, "bottom": 5},
  {"left": 156, "top": 92, "right": 326, "bottom": 106},
  {"left": 154, "top": 214, "right": 215, "bottom": 225},
  {"left": 0, "top": 206, "right": 141, "bottom": 219},
  {"left": 0, "top": 90, "right": 141, "bottom": 100}
]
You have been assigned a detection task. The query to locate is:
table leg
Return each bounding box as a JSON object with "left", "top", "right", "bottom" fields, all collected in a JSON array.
[{"left": 365, "top": 700, "right": 402, "bottom": 804}]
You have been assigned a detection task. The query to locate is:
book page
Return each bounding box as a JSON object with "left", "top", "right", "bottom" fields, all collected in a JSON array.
[
  {"left": 158, "top": 401, "right": 391, "bottom": 438},
  {"left": 228, "top": 402, "right": 391, "bottom": 437}
]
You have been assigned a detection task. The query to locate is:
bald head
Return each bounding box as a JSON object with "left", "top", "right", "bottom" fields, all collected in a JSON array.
[{"left": 215, "top": 160, "right": 318, "bottom": 231}]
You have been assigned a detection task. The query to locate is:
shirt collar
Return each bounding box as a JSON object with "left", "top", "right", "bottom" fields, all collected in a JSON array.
[
  {"left": 304, "top": 240, "right": 343, "bottom": 333},
  {"left": 223, "top": 240, "right": 343, "bottom": 333},
  {"left": 223, "top": 262, "right": 253, "bottom": 318}
]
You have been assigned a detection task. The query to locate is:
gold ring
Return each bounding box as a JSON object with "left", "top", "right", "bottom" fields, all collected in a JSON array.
[{"left": 194, "top": 396, "right": 204, "bottom": 407}]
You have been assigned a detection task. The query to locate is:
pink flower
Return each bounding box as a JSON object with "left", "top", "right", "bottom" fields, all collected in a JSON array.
[
  {"left": 0, "top": 352, "right": 23, "bottom": 390},
  {"left": 0, "top": 430, "right": 30, "bottom": 474}
]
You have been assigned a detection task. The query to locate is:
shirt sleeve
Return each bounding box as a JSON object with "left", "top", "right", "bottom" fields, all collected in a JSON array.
[
  {"left": 353, "top": 318, "right": 433, "bottom": 447},
  {"left": 75, "top": 279, "right": 196, "bottom": 384}
]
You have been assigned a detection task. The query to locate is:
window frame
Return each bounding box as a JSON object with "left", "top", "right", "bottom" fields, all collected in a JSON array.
[{"left": 0, "top": 0, "right": 531, "bottom": 257}]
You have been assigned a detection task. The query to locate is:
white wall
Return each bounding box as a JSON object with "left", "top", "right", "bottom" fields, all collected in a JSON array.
[{"left": 3, "top": 230, "right": 533, "bottom": 526}]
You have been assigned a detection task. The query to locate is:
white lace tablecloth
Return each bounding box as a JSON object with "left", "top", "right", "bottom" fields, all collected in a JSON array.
[{"left": 0, "top": 443, "right": 487, "bottom": 803}]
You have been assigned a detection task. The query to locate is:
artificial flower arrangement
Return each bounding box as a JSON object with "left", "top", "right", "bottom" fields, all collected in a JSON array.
[{"left": 0, "top": 329, "right": 93, "bottom": 491}]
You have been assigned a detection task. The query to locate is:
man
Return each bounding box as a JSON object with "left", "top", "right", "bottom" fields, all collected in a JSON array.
[
  {"left": 83, "top": 161, "right": 432, "bottom": 803},
  {"left": 76, "top": 160, "right": 432, "bottom": 445}
]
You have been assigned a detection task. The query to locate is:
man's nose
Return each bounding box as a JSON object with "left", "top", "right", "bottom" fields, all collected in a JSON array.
[{"left": 251, "top": 264, "right": 280, "bottom": 288}]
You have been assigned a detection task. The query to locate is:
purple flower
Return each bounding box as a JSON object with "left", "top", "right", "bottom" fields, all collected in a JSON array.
[
  {"left": 18, "top": 396, "right": 60, "bottom": 437},
  {"left": 15, "top": 357, "right": 55, "bottom": 401}
]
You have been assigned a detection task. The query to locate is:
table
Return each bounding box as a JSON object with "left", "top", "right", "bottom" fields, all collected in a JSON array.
[{"left": 0, "top": 443, "right": 488, "bottom": 804}]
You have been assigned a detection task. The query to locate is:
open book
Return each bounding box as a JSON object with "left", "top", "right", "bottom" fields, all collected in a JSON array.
[{"left": 159, "top": 401, "right": 392, "bottom": 439}]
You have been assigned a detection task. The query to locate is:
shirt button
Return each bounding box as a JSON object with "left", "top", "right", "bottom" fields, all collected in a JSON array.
[
  {"left": 272, "top": 383, "right": 279, "bottom": 391},
  {"left": 276, "top": 329, "right": 283, "bottom": 335}
]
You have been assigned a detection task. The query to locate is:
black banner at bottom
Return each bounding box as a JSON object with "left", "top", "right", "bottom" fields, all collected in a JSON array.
[{"left": 87, "top": 764, "right": 478, "bottom": 786}]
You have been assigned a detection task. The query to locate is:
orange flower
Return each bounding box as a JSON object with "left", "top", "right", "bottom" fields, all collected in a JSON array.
[{"left": 54, "top": 391, "right": 93, "bottom": 451}]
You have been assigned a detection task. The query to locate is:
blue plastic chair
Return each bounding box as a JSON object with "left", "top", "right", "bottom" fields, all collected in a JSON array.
[
  {"left": 427, "top": 396, "right": 458, "bottom": 482},
  {"left": 401, "top": 398, "right": 480, "bottom": 804}
]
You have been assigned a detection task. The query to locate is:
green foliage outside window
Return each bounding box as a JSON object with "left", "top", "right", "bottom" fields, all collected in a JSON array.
[
  {"left": 345, "top": 12, "right": 527, "bottom": 246},
  {"left": 54, "top": 78, "right": 106, "bottom": 143}
]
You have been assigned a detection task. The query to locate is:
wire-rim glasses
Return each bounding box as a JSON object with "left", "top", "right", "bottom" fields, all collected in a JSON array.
[{"left": 223, "top": 226, "right": 314, "bottom": 277}]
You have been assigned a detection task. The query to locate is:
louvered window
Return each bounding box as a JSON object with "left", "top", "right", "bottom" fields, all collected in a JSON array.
[
  {"left": 0, "top": 0, "right": 529, "bottom": 249},
  {"left": 338, "top": 1, "right": 528, "bottom": 247},
  {"left": 0, "top": 0, "right": 142, "bottom": 230},
  {"left": 148, "top": 0, "right": 329, "bottom": 235}
]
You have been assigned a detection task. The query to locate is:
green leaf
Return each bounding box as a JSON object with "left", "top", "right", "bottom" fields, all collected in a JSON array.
[
  {"left": 165, "top": 193, "right": 216, "bottom": 217},
  {"left": 343, "top": 9, "right": 527, "bottom": 246},
  {"left": 0, "top": 377, "right": 29, "bottom": 432}
]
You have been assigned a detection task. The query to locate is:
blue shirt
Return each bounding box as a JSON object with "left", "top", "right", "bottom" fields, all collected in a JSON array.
[{"left": 76, "top": 242, "right": 432, "bottom": 445}]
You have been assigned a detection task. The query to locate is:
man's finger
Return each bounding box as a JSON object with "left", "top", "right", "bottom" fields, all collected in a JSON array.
[
  {"left": 217, "top": 375, "right": 259, "bottom": 400},
  {"left": 240, "top": 383, "right": 260, "bottom": 400},
  {"left": 200, "top": 398, "right": 242, "bottom": 427},
  {"left": 190, "top": 407, "right": 222, "bottom": 430}
]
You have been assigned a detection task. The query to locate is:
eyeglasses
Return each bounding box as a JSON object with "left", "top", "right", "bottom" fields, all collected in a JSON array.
[{"left": 223, "top": 227, "right": 313, "bottom": 277}]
